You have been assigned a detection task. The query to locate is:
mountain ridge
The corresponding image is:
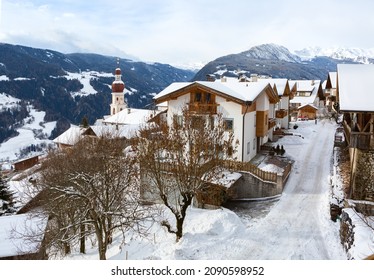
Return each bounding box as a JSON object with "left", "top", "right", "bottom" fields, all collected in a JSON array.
[
  {"left": 193, "top": 43, "right": 361, "bottom": 81},
  {"left": 294, "top": 46, "right": 374, "bottom": 63}
]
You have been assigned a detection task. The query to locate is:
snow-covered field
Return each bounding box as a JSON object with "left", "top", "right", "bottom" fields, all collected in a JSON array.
[
  {"left": 0, "top": 105, "right": 56, "bottom": 162},
  {"left": 63, "top": 71, "right": 134, "bottom": 97}
]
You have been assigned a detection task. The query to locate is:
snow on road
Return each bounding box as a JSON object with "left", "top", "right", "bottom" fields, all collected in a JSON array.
[
  {"left": 239, "top": 119, "right": 346, "bottom": 259},
  {"left": 168, "top": 119, "right": 347, "bottom": 260}
]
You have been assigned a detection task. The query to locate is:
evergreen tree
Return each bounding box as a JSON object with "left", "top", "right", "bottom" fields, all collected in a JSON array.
[
  {"left": 0, "top": 174, "right": 15, "bottom": 215},
  {"left": 80, "top": 116, "right": 89, "bottom": 128}
]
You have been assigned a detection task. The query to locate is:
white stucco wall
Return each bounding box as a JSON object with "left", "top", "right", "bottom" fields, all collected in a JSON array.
[
  {"left": 216, "top": 96, "right": 244, "bottom": 161},
  {"left": 255, "top": 94, "right": 269, "bottom": 111},
  {"left": 166, "top": 94, "right": 190, "bottom": 125},
  {"left": 165, "top": 94, "right": 260, "bottom": 162},
  {"left": 242, "top": 111, "right": 257, "bottom": 162},
  {"left": 280, "top": 96, "right": 290, "bottom": 128}
]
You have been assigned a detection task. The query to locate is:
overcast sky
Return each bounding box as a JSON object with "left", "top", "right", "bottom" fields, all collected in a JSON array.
[{"left": 1, "top": 0, "right": 374, "bottom": 66}]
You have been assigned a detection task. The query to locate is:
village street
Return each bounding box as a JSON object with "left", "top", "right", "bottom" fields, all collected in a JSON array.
[{"left": 236, "top": 119, "right": 347, "bottom": 259}]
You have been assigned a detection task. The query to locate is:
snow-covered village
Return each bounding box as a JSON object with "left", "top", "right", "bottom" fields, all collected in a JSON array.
[
  {"left": 1, "top": 57, "right": 374, "bottom": 263},
  {"left": 1, "top": 3, "right": 374, "bottom": 279}
]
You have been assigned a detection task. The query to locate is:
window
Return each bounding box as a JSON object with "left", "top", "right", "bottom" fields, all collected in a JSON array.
[
  {"left": 253, "top": 138, "right": 256, "bottom": 150},
  {"left": 194, "top": 92, "right": 202, "bottom": 102},
  {"left": 193, "top": 92, "right": 213, "bottom": 104},
  {"left": 209, "top": 116, "right": 215, "bottom": 130},
  {"left": 247, "top": 142, "right": 251, "bottom": 155},
  {"left": 254, "top": 113, "right": 256, "bottom": 127},
  {"left": 191, "top": 115, "right": 205, "bottom": 130},
  {"left": 173, "top": 115, "right": 183, "bottom": 128},
  {"left": 224, "top": 118, "right": 234, "bottom": 131}
]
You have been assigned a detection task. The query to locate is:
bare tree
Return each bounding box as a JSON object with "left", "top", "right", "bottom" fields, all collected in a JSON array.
[
  {"left": 137, "top": 108, "right": 237, "bottom": 242},
  {"left": 37, "top": 135, "right": 146, "bottom": 260}
]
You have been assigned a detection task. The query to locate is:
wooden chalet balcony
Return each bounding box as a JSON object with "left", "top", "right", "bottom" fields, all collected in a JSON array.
[
  {"left": 275, "top": 109, "right": 288, "bottom": 119},
  {"left": 343, "top": 122, "right": 374, "bottom": 150},
  {"left": 268, "top": 118, "right": 277, "bottom": 130},
  {"left": 188, "top": 102, "right": 218, "bottom": 114},
  {"left": 257, "top": 113, "right": 277, "bottom": 137}
]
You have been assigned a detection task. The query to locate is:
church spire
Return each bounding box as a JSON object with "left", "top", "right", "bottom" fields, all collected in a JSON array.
[{"left": 110, "top": 59, "right": 127, "bottom": 115}]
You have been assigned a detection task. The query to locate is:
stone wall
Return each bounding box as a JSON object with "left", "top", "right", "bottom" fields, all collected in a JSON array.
[
  {"left": 352, "top": 149, "right": 374, "bottom": 201},
  {"left": 339, "top": 210, "right": 354, "bottom": 259},
  {"left": 227, "top": 171, "right": 283, "bottom": 200}
]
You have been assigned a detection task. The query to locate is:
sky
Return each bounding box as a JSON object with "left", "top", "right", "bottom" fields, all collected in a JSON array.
[{"left": 1, "top": 0, "right": 374, "bottom": 66}]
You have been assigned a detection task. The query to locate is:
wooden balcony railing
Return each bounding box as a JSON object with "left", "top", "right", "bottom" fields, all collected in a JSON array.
[
  {"left": 188, "top": 103, "right": 218, "bottom": 114},
  {"left": 275, "top": 109, "right": 288, "bottom": 119},
  {"left": 268, "top": 118, "right": 277, "bottom": 130}
]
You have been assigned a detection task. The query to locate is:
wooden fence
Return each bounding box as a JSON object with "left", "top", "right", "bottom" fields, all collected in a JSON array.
[
  {"left": 154, "top": 160, "right": 283, "bottom": 184},
  {"left": 221, "top": 160, "right": 278, "bottom": 183}
]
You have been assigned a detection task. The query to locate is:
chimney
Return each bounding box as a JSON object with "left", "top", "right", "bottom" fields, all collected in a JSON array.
[
  {"left": 221, "top": 76, "right": 227, "bottom": 83},
  {"left": 127, "top": 108, "right": 131, "bottom": 114},
  {"left": 206, "top": 74, "right": 216, "bottom": 82},
  {"left": 250, "top": 74, "right": 258, "bottom": 82}
]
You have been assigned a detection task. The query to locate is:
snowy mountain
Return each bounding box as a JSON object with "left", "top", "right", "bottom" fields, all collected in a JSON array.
[
  {"left": 0, "top": 43, "right": 195, "bottom": 163},
  {"left": 241, "top": 43, "right": 301, "bottom": 63},
  {"left": 193, "top": 43, "right": 343, "bottom": 81},
  {"left": 295, "top": 46, "right": 374, "bottom": 64}
]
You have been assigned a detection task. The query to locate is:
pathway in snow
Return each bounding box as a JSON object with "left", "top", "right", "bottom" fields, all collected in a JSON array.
[
  {"left": 236, "top": 120, "right": 347, "bottom": 259},
  {"left": 213, "top": 120, "right": 346, "bottom": 260}
]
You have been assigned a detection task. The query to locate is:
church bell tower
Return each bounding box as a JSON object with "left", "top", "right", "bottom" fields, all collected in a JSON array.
[{"left": 110, "top": 59, "right": 127, "bottom": 115}]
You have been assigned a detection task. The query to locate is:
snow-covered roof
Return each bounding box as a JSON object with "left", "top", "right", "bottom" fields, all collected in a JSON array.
[
  {"left": 103, "top": 108, "right": 160, "bottom": 125},
  {"left": 294, "top": 80, "right": 315, "bottom": 92},
  {"left": 259, "top": 78, "right": 288, "bottom": 96},
  {"left": 290, "top": 80, "right": 321, "bottom": 106},
  {"left": 0, "top": 213, "right": 47, "bottom": 258},
  {"left": 154, "top": 82, "right": 191, "bottom": 100},
  {"left": 53, "top": 125, "right": 87, "bottom": 146},
  {"left": 154, "top": 80, "right": 274, "bottom": 103},
  {"left": 90, "top": 124, "right": 141, "bottom": 139},
  {"left": 298, "top": 103, "right": 318, "bottom": 110},
  {"left": 328, "top": 72, "right": 337, "bottom": 88},
  {"left": 337, "top": 64, "right": 374, "bottom": 112}
]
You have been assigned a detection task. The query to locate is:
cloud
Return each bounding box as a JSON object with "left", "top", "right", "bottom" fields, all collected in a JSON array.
[{"left": 2, "top": 0, "right": 374, "bottom": 65}]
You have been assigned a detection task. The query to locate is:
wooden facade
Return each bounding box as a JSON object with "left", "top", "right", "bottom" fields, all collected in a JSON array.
[
  {"left": 256, "top": 110, "right": 269, "bottom": 137},
  {"left": 189, "top": 90, "right": 218, "bottom": 114},
  {"left": 343, "top": 113, "right": 374, "bottom": 150},
  {"left": 275, "top": 109, "right": 288, "bottom": 119},
  {"left": 298, "top": 104, "right": 318, "bottom": 120},
  {"left": 13, "top": 155, "right": 39, "bottom": 171}
]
